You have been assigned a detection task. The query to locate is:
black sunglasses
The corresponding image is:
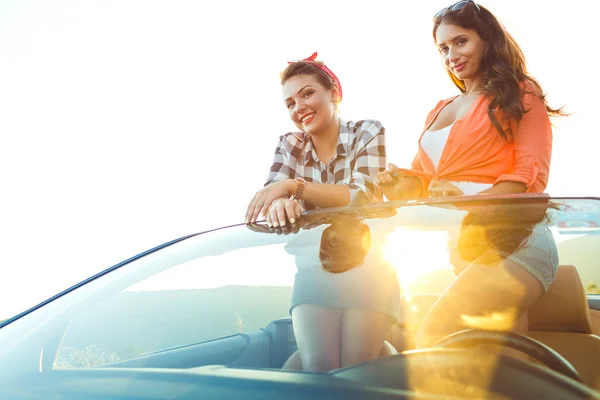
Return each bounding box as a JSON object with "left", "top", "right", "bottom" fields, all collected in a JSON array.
[{"left": 434, "top": 0, "right": 481, "bottom": 21}]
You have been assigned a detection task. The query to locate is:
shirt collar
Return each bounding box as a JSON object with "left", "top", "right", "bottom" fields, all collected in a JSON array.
[{"left": 301, "top": 119, "right": 349, "bottom": 165}]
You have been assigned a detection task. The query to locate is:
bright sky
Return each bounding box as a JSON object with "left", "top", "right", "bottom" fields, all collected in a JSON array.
[{"left": 0, "top": 0, "right": 597, "bottom": 319}]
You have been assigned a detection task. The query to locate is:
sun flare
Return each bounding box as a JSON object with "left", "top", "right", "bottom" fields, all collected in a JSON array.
[{"left": 382, "top": 228, "right": 454, "bottom": 298}]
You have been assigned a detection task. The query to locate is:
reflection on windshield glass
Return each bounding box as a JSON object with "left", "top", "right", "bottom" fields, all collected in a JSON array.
[
  {"left": 319, "top": 218, "right": 371, "bottom": 274},
  {"left": 1, "top": 198, "right": 599, "bottom": 384},
  {"left": 456, "top": 200, "right": 551, "bottom": 264},
  {"left": 127, "top": 244, "right": 296, "bottom": 291}
]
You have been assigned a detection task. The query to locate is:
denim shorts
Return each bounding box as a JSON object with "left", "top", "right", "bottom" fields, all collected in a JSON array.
[{"left": 286, "top": 224, "right": 401, "bottom": 321}]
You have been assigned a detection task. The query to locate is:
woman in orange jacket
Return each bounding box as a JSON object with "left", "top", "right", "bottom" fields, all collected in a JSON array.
[{"left": 376, "top": 1, "right": 566, "bottom": 349}]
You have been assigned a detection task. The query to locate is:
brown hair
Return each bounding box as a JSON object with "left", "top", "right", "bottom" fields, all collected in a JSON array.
[
  {"left": 280, "top": 61, "right": 341, "bottom": 104},
  {"left": 319, "top": 218, "right": 370, "bottom": 274},
  {"left": 433, "top": 3, "right": 565, "bottom": 139},
  {"left": 456, "top": 200, "right": 552, "bottom": 267}
]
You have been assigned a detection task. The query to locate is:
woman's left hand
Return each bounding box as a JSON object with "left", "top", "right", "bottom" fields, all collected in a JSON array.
[
  {"left": 429, "top": 180, "right": 464, "bottom": 197},
  {"left": 245, "top": 180, "right": 293, "bottom": 223},
  {"left": 266, "top": 198, "right": 302, "bottom": 228}
]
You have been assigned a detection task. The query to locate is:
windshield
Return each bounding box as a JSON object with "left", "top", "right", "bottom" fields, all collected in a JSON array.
[{"left": 0, "top": 196, "right": 598, "bottom": 379}]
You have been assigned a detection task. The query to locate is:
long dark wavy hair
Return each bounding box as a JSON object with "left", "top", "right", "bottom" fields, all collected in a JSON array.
[
  {"left": 319, "top": 218, "right": 371, "bottom": 274},
  {"left": 457, "top": 202, "right": 549, "bottom": 266},
  {"left": 433, "top": 2, "right": 566, "bottom": 139}
]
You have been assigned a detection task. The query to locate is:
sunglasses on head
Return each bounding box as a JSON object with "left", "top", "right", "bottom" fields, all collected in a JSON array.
[{"left": 434, "top": 0, "right": 481, "bottom": 21}]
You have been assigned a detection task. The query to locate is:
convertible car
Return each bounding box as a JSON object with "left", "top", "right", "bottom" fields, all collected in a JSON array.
[{"left": 1, "top": 195, "right": 599, "bottom": 399}]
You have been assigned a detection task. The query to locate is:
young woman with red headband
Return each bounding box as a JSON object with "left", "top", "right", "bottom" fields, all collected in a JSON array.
[
  {"left": 375, "top": 1, "right": 566, "bottom": 349},
  {"left": 245, "top": 53, "right": 398, "bottom": 371},
  {"left": 245, "top": 53, "right": 386, "bottom": 226}
]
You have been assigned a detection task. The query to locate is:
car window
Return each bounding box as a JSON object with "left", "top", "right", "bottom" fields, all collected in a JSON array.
[
  {"left": 54, "top": 243, "right": 296, "bottom": 369},
  {"left": 549, "top": 203, "right": 600, "bottom": 293}
]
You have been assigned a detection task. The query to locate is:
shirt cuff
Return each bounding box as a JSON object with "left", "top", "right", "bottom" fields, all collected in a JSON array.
[
  {"left": 347, "top": 185, "right": 381, "bottom": 206},
  {"left": 494, "top": 161, "right": 540, "bottom": 191}
]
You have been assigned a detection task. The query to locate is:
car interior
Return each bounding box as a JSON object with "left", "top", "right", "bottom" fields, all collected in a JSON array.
[
  {"left": 70, "top": 264, "right": 600, "bottom": 393},
  {"left": 4, "top": 247, "right": 600, "bottom": 400},
  {"left": 243, "top": 263, "right": 600, "bottom": 398},
  {"left": 383, "top": 264, "right": 600, "bottom": 390}
]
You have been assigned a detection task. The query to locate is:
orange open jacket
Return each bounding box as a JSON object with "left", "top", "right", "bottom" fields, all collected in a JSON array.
[{"left": 398, "top": 84, "right": 553, "bottom": 195}]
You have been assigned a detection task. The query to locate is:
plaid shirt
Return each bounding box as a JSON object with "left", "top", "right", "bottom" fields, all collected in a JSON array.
[{"left": 265, "top": 119, "right": 386, "bottom": 211}]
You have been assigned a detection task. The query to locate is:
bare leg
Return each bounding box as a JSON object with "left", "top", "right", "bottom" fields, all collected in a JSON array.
[
  {"left": 415, "top": 258, "right": 544, "bottom": 349},
  {"left": 281, "top": 349, "right": 303, "bottom": 370},
  {"left": 340, "top": 309, "right": 395, "bottom": 368},
  {"left": 290, "top": 304, "right": 343, "bottom": 372}
]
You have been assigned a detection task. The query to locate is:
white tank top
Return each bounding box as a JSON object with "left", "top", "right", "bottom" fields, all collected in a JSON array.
[{"left": 420, "top": 124, "right": 493, "bottom": 195}]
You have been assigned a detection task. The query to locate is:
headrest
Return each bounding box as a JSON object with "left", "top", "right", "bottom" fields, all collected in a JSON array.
[{"left": 529, "top": 265, "right": 592, "bottom": 333}]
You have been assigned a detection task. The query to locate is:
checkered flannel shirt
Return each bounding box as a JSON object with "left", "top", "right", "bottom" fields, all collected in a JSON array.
[{"left": 264, "top": 119, "right": 386, "bottom": 211}]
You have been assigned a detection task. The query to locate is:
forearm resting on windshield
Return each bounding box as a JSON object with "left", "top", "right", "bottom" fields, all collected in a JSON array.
[
  {"left": 478, "top": 181, "right": 527, "bottom": 195},
  {"left": 299, "top": 182, "right": 351, "bottom": 208}
]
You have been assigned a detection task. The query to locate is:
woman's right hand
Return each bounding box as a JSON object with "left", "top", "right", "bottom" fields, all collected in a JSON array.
[
  {"left": 245, "top": 180, "right": 294, "bottom": 223},
  {"left": 266, "top": 198, "right": 302, "bottom": 228},
  {"left": 375, "top": 163, "right": 406, "bottom": 200}
]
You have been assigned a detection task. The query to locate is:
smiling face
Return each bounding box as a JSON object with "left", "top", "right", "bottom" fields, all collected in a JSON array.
[
  {"left": 436, "top": 23, "right": 487, "bottom": 84},
  {"left": 282, "top": 74, "right": 338, "bottom": 136}
]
